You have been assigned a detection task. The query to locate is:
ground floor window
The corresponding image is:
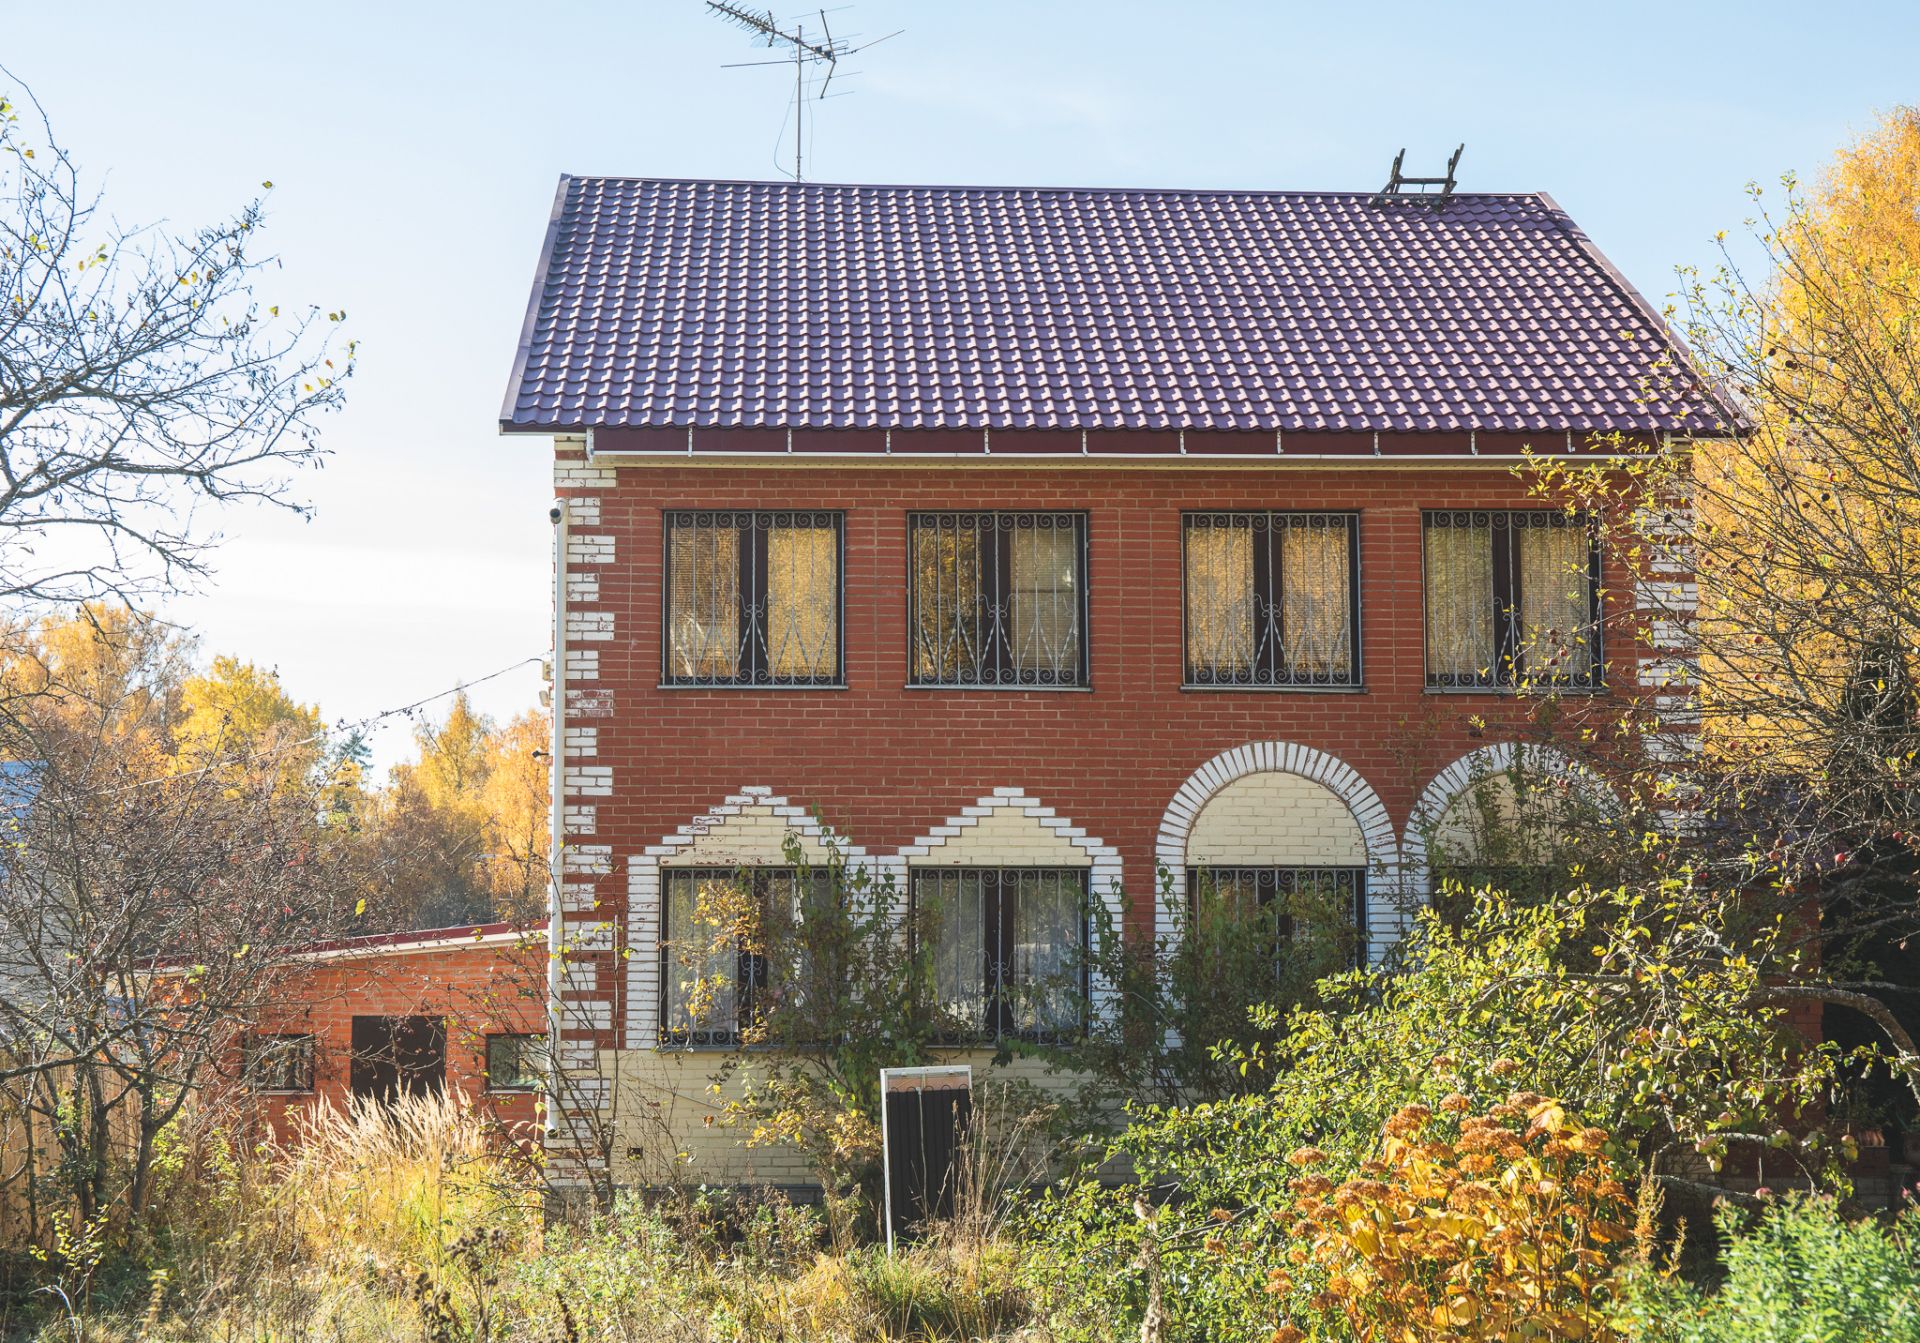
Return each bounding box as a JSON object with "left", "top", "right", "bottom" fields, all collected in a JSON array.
[
  {"left": 911, "top": 867, "right": 1089, "bottom": 1043},
  {"left": 1185, "top": 866, "right": 1368, "bottom": 967},
  {"left": 659, "top": 866, "right": 828, "bottom": 1047}
]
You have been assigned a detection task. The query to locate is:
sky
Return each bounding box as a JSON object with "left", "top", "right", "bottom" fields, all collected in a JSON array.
[{"left": 4, "top": 0, "right": 1916, "bottom": 770}]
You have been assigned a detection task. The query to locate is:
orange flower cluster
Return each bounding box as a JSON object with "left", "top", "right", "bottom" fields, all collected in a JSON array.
[{"left": 1269, "top": 1095, "right": 1632, "bottom": 1342}]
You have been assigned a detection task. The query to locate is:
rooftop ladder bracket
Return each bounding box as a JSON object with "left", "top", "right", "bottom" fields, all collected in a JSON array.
[{"left": 1370, "top": 144, "right": 1464, "bottom": 208}]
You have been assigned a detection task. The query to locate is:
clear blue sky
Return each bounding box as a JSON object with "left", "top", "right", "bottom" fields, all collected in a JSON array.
[{"left": 5, "top": 0, "right": 1914, "bottom": 768}]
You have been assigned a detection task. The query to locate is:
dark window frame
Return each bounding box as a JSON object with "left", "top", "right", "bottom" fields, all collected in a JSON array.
[
  {"left": 242, "top": 1032, "right": 316, "bottom": 1094},
  {"left": 483, "top": 1032, "right": 547, "bottom": 1093},
  {"left": 660, "top": 510, "right": 846, "bottom": 688},
  {"left": 657, "top": 866, "right": 828, "bottom": 1049},
  {"left": 1422, "top": 510, "right": 1604, "bottom": 692},
  {"left": 1180, "top": 511, "right": 1364, "bottom": 689},
  {"left": 905, "top": 511, "right": 1091, "bottom": 689},
  {"left": 910, "top": 866, "right": 1092, "bottom": 1044},
  {"left": 1185, "top": 865, "right": 1370, "bottom": 969}
]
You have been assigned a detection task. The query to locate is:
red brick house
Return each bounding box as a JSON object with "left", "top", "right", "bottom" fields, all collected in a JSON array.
[
  {"left": 235, "top": 923, "right": 546, "bottom": 1143},
  {"left": 499, "top": 178, "right": 1723, "bottom": 1185}
]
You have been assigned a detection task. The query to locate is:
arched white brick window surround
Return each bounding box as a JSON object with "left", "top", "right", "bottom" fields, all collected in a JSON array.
[{"left": 1155, "top": 742, "right": 1400, "bottom": 961}]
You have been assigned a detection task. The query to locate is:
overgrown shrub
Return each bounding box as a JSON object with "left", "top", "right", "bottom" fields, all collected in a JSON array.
[{"left": 1622, "top": 1194, "right": 1920, "bottom": 1343}]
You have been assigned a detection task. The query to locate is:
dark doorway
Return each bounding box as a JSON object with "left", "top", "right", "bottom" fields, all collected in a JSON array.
[
  {"left": 883, "top": 1073, "right": 971, "bottom": 1242},
  {"left": 349, "top": 1015, "right": 446, "bottom": 1106}
]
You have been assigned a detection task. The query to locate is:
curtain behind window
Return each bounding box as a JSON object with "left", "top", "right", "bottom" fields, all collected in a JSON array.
[
  {"left": 668, "top": 525, "right": 741, "bottom": 680},
  {"left": 1281, "top": 523, "right": 1352, "bottom": 679},
  {"left": 1185, "top": 522, "right": 1255, "bottom": 676},
  {"left": 922, "top": 870, "right": 988, "bottom": 1030},
  {"left": 911, "top": 522, "right": 983, "bottom": 681},
  {"left": 663, "top": 872, "right": 739, "bottom": 1036},
  {"left": 1009, "top": 523, "right": 1080, "bottom": 677},
  {"left": 1006, "top": 870, "right": 1082, "bottom": 1036},
  {"left": 766, "top": 522, "right": 839, "bottom": 679},
  {"left": 1424, "top": 521, "right": 1494, "bottom": 681},
  {"left": 1518, "top": 524, "right": 1593, "bottom": 680}
]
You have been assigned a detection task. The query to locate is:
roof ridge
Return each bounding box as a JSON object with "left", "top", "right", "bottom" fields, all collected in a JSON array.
[{"left": 563, "top": 174, "right": 1549, "bottom": 201}]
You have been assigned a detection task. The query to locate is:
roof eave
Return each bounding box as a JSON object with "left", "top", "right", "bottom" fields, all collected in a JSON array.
[{"left": 498, "top": 174, "right": 576, "bottom": 434}]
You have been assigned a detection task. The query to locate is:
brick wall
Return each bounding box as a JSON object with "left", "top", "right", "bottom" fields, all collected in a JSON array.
[
  {"left": 240, "top": 934, "right": 547, "bottom": 1142},
  {"left": 543, "top": 439, "right": 1668, "bottom": 1178}
]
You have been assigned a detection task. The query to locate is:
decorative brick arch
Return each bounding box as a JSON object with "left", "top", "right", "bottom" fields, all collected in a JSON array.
[
  {"left": 896, "top": 788, "right": 1126, "bottom": 1023},
  {"left": 1155, "top": 743, "right": 1398, "bottom": 959},
  {"left": 624, "top": 786, "right": 876, "bottom": 1047},
  {"left": 1400, "top": 743, "right": 1620, "bottom": 899}
]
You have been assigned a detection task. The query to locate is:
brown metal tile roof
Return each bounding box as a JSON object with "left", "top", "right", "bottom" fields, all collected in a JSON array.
[{"left": 501, "top": 176, "right": 1727, "bottom": 436}]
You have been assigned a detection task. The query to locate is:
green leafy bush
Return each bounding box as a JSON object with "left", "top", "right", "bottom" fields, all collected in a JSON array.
[{"left": 1622, "top": 1195, "right": 1920, "bottom": 1343}]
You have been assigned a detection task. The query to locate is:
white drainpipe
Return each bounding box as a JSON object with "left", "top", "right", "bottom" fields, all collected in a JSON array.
[{"left": 546, "top": 496, "right": 567, "bottom": 1145}]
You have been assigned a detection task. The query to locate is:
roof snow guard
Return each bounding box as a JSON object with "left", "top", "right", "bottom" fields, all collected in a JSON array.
[{"left": 501, "top": 177, "right": 1729, "bottom": 438}]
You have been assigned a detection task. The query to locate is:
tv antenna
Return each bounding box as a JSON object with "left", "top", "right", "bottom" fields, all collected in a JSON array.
[
  {"left": 706, "top": 3, "right": 901, "bottom": 181},
  {"left": 1371, "top": 144, "right": 1465, "bottom": 208}
]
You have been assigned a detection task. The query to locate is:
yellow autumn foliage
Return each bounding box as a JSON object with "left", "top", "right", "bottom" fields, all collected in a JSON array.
[{"left": 1271, "top": 1095, "right": 1632, "bottom": 1343}]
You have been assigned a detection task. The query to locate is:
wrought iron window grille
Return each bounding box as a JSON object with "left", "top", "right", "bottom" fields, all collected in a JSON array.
[
  {"left": 907, "top": 512, "right": 1090, "bottom": 688},
  {"left": 658, "top": 866, "right": 830, "bottom": 1048},
  {"left": 910, "top": 867, "right": 1091, "bottom": 1044},
  {"left": 1182, "top": 511, "right": 1362, "bottom": 688},
  {"left": 1184, "top": 866, "right": 1369, "bottom": 970},
  {"left": 662, "top": 510, "right": 844, "bottom": 687},
  {"left": 1422, "top": 510, "right": 1603, "bottom": 691}
]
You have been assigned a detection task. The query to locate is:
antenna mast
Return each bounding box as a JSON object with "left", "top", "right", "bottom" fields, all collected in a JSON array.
[{"left": 706, "top": 3, "right": 901, "bottom": 181}]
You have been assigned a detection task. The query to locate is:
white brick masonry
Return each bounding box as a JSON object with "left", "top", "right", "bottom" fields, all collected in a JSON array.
[
  {"left": 565, "top": 726, "right": 599, "bottom": 757},
  {"left": 567, "top": 534, "right": 615, "bottom": 566},
  {"left": 559, "top": 963, "right": 599, "bottom": 996},
  {"left": 559, "top": 882, "right": 600, "bottom": 914},
  {"left": 1186, "top": 772, "right": 1366, "bottom": 866},
  {"left": 566, "top": 611, "right": 614, "bottom": 642},
  {"left": 563, "top": 844, "right": 613, "bottom": 876},
  {"left": 554, "top": 461, "right": 616, "bottom": 490},
  {"left": 557, "top": 1038, "right": 598, "bottom": 1072},
  {"left": 565, "top": 648, "right": 600, "bottom": 681},
  {"left": 564, "top": 805, "right": 598, "bottom": 836},
  {"left": 567, "top": 570, "right": 601, "bottom": 604},
  {"left": 556, "top": 999, "right": 613, "bottom": 1032},
  {"left": 1635, "top": 579, "right": 1698, "bottom": 613},
  {"left": 1156, "top": 743, "right": 1398, "bottom": 964},
  {"left": 565, "top": 765, "right": 613, "bottom": 798},
  {"left": 1638, "top": 656, "right": 1694, "bottom": 688},
  {"left": 560, "top": 920, "right": 616, "bottom": 953},
  {"left": 566, "top": 496, "right": 602, "bottom": 527},
  {"left": 567, "top": 688, "right": 615, "bottom": 718},
  {"left": 627, "top": 792, "right": 878, "bottom": 1048}
]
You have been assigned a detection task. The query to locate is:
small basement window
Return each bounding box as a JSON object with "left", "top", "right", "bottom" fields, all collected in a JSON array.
[
  {"left": 484, "top": 1033, "right": 547, "bottom": 1092},
  {"left": 242, "top": 1033, "right": 315, "bottom": 1093}
]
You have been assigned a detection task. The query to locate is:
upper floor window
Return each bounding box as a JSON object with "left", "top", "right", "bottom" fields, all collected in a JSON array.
[
  {"left": 663, "top": 511, "right": 842, "bottom": 687},
  {"left": 1423, "top": 510, "right": 1601, "bottom": 690},
  {"left": 912, "top": 866, "right": 1088, "bottom": 1043},
  {"left": 1183, "top": 512, "right": 1360, "bottom": 688},
  {"left": 908, "top": 512, "right": 1088, "bottom": 688},
  {"left": 242, "top": 1033, "right": 315, "bottom": 1093},
  {"left": 659, "top": 866, "right": 827, "bottom": 1047}
]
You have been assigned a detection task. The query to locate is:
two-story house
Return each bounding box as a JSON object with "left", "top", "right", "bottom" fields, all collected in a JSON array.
[{"left": 500, "top": 177, "right": 1720, "bottom": 1188}]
